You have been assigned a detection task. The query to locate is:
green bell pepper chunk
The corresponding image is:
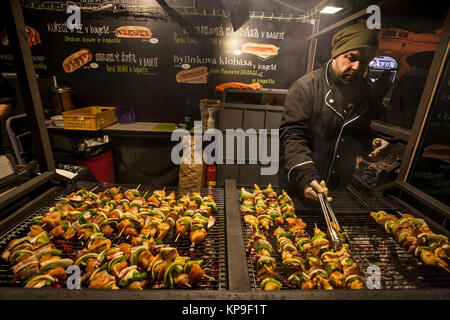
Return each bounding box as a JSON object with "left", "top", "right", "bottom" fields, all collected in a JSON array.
[
  {"left": 9, "top": 250, "right": 33, "bottom": 265},
  {"left": 61, "top": 221, "right": 70, "bottom": 231},
  {"left": 36, "top": 235, "right": 50, "bottom": 244},
  {"left": 80, "top": 223, "right": 100, "bottom": 233},
  {"left": 257, "top": 257, "right": 275, "bottom": 269},
  {"left": 108, "top": 255, "right": 127, "bottom": 273},
  {"left": 261, "top": 277, "right": 282, "bottom": 289},
  {"left": 39, "top": 249, "right": 62, "bottom": 258},
  {"left": 179, "top": 219, "right": 191, "bottom": 228},
  {"left": 204, "top": 202, "right": 217, "bottom": 214},
  {"left": 132, "top": 248, "right": 145, "bottom": 265},
  {"left": 269, "top": 212, "right": 281, "bottom": 219},
  {"left": 184, "top": 260, "right": 203, "bottom": 274},
  {"left": 164, "top": 262, "right": 184, "bottom": 288},
  {"left": 99, "top": 262, "right": 109, "bottom": 272},
  {"left": 277, "top": 232, "right": 294, "bottom": 242},
  {"left": 344, "top": 258, "right": 354, "bottom": 266},
  {"left": 149, "top": 240, "right": 163, "bottom": 251},
  {"left": 255, "top": 244, "right": 272, "bottom": 254},
  {"left": 239, "top": 190, "right": 253, "bottom": 202},
  {"left": 120, "top": 272, "right": 147, "bottom": 287},
  {"left": 184, "top": 210, "right": 195, "bottom": 217},
  {"left": 58, "top": 198, "right": 69, "bottom": 204},
  {"left": 100, "top": 220, "right": 118, "bottom": 228},
  {"left": 296, "top": 239, "right": 311, "bottom": 251},
  {"left": 139, "top": 236, "right": 149, "bottom": 245},
  {"left": 398, "top": 232, "right": 409, "bottom": 245},
  {"left": 75, "top": 253, "right": 99, "bottom": 267},
  {"left": 76, "top": 189, "right": 88, "bottom": 196},
  {"left": 31, "top": 217, "right": 42, "bottom": 225},
  {"left": 105, "top": 188, "right": 117, "bottom": 196},
  {"left": 311, "top": 232, "right": 326, "bottom": 242},
  {"left": 191, "top": 224, "right": 204, "bottom": 231},
  {"left": 325, "top": 263, "right": 340, "bottom": 276},
  {"left": 191, "top": 195, "right": 203, "bottom": 206},
  {"left": 193, "top": 215, "right": 208, "bottom": 223},
  {"left": 166, "top": 217, "right": 175, "bottom": 228},
  {"left": 150, "top": 210, "right": 166, "bottom": 219},
  {"left": 131, "top": 191, "right": 141, "bottom": 197},
  {"left": 87, "top": 192, "right": 99, "bottom": 199},
  {"left": 278, "top": 194, "right": 287, "bottom": 201},
  {"left": 283, "top": 212, "right": 296, "bottom": 219},
  {"left": 77, "top": 213, "right": 87, "bottom": 225}
]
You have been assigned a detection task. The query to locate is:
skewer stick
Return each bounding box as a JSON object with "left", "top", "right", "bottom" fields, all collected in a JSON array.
[
  {"left": 90, "top": 187, "right": 98, "bottom": 192},
  {"left": 118, "top": 227, "right": 125, "bottom": 238},
  {"left": 136, "top": 184, "right": 141, "bottom": 190},
  {"left": 78, "top": 234, "right": 84, "bottom": 240},
  {"left": 41, "top": 223, "right": 47, "bottom": 228},
  {"left": 175, "top": 233, "right": 180, "bottom": 242},
  {"left": 143, "top": 191, "right": 149, "bottom": 198},
  {"left": 185, "top": 283, "right": 191, "bottom": 288},
  {"left": 202, "top": 275, "right": 216, "bottom": 281}
]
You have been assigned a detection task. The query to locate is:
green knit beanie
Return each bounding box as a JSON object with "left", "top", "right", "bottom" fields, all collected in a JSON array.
[{"left": 331, "top": 23, "right": 378, "bottom": 59}]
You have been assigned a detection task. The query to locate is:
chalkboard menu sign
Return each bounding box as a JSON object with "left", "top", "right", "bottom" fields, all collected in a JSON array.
[
  {"left": 0, "top": 6, "right": 311, "bottom": 122},
  {"left": 408, "top": 42, "right": 450, "bottom": 206}
]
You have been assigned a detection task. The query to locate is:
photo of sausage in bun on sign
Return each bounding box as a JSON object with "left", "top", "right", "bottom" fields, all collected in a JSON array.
[
  {"left": 115, "top": 26, "right": 152, "bottom": 38},
  {"left": 176, "top": 66, "right": 209, "bottom": 84},
  {"left": 62, "top": 49, "right": 93, "bottom": 73},
  {"left": 241, "top": 42, "right": 280, "bottom": 59},
  {"left": 423, "top": 144, "right": 450, "bottom": 163}
]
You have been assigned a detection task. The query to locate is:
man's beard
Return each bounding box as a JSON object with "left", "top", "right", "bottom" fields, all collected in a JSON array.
[{"left": 339, "top": 71, "right": 361, "bottom": 84}]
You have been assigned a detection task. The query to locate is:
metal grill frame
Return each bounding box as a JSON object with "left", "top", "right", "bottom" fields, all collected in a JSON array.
[
  {"left": 235, "top": 181, "right": 450, "bottom": 297},
  {"left": 0, "top": 181, "right": 228, "bottom": 298},
  {"left": 0, "top": 179, "right": 449, "bottom": 299}
]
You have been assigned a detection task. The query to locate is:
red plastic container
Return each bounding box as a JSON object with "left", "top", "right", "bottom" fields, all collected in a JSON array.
[{"left": 77, "top": 150, "right": 115, "bottom": 183}]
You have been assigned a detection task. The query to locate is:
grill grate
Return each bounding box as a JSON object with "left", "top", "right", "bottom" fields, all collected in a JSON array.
[
  {"left": 239, "top": 188, "right": 450, "bottom": 290},
  {"left": 0, "top": 182, "right": 227, "bottom": 290}
]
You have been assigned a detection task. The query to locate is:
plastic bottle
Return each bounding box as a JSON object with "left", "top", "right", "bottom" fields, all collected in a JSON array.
[{"left": 207, "top": 107, "right": 215, "bottom": 130}]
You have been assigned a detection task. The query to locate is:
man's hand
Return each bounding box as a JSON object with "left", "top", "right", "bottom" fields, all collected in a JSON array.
[
  {"left": 303, "top": 180, "right": 332, "bottom": 202},
  {"left": 0, "top": 104, "right": 12, "bottom": 121},
  {"left": 369, "top": 138, "right": 390, "bottom": 160}
]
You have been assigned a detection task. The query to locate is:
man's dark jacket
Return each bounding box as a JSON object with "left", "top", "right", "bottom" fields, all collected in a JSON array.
[{"left": 279, "top": 60, "right": 376, "bottom": 194}]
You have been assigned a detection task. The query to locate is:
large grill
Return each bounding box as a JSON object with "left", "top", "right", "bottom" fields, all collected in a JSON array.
[
  {"left": 1, "top": 179, "right": 449, "bottom": 299},
  {"left": 0, "top": 182, "right": 227, "bottom": 290},
  {"left": 239, "top": 186, "right": 450, "bottom": 291}
]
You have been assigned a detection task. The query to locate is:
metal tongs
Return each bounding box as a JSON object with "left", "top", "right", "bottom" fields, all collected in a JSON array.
[{"left": 318, "top": 193, "right": 344, "bottom": 251}]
